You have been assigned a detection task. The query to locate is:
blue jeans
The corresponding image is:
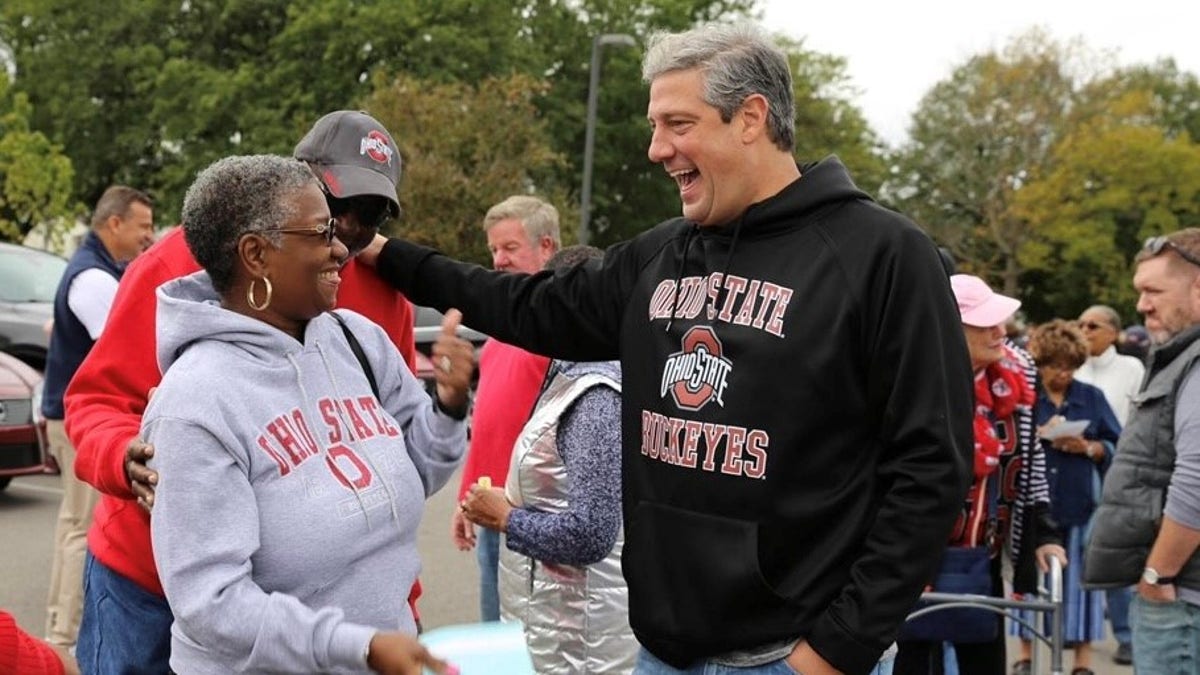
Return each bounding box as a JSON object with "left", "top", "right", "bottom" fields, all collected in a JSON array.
[
  {"left": 476, "top": 526, "right": 501, "bottom": 621},
  {"left": 1106, "top": 585, "right": 1133, "bottom": 645},
  {"left": 1130, "top": 594, "right": 1200, "bottom": 674},
  {"left": 77, "top": 551, "right": 173, "bottom": 675},
  {"left": 634, "top": 646, "right": 895, "bottom": 674}
]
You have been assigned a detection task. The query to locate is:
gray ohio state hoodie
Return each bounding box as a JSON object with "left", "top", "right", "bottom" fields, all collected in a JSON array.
[{"left": 145, "top": 272, "right": 465, "bottom": 675}]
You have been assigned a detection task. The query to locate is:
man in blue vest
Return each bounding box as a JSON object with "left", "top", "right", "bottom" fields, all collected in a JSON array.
[{"left": 41, "top": 185, "right": 154, "bottom": 649}]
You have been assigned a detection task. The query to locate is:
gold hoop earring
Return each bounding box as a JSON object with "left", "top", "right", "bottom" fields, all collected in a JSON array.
[{"left": 247, "top": 277, "right": 273, "bottom": 311}]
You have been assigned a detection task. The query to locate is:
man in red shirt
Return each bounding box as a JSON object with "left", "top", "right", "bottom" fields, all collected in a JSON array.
[
  {"left": 65, "top": 111, "right": 420, "bottom": 673},
  {"left": 450, "top": 195, "right": 559, "bottom": 620}
]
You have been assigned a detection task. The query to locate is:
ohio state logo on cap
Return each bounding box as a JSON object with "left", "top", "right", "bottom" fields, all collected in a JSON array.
[
  {"left": 360, "top": 130, "right": 394, "bottom": 166},
  {"left": 660, "top": 326, "right": 733, "bottom": 411}
]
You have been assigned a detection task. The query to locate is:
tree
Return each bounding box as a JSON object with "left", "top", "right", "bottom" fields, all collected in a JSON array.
[
  {"left": 888, "top": 30, "right": 1083, "bottom": 296},
  {"left": 516, "top": 0, "right": 760, "bottom": 247},
  {"left": 0, "top": 0, "right": 543, "bottom": 219},
  {"left": 1086, "top": 59, "right": 1200, "bottom": 143},
  {"left": 0, "top": 0, "right": 886, "bottom": 241},
  {"left": 364, "top": 72, "right": 572, "bottom": 266},
  {"left": 0, "top": 0, "right": 173, "bottom": 213},
  {"left": 1014, "top": 97, "right": 1200, "bottom": 321},
  {"left": 0, "top": 72, "right": 76, "bottom": 244},
  {"left": 783, "top": 38, "right": 887, "bottom": 197}
]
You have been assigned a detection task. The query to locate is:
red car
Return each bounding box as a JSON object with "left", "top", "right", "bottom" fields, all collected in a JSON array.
[{"left": 0, "top": 350, "right": 54, "bottom": 490}]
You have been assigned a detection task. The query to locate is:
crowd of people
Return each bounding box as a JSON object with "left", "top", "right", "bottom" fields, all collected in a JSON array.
[{"left": 4, "top": 18, "right": 1199, "bottom": 675}]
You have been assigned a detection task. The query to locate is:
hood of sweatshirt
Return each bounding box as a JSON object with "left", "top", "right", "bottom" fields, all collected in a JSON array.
[
  {"left": 663, "top": 155, "right": 871, "bottom": 331},
  {"left": 697, "top": 155, "right": 871, "bottom": 241},
  {"left": 156, "top": 271, "right": 305, "bottom": 374}
]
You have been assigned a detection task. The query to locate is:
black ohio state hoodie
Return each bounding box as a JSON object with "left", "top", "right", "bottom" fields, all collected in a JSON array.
[{"left": 377, "top": 156, "right": 973, "bottom": 674}]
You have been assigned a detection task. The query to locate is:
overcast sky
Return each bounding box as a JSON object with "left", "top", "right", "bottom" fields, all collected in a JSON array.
[{"left": 760, "top": 0, "right": 1200, "bottom": 146}]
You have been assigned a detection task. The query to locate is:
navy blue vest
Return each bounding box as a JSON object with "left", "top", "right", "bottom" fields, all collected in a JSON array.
[{"left": 41, "top": 231, "right": 125, "bottom": 419}]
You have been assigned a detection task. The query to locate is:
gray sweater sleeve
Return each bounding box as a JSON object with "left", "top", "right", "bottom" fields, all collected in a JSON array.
[
  {"left": 505, "top": 385, "right": 622, "bottom": 566},
  {"left": 1166, "top": 364, "right": 1200, "bottom": 530}
]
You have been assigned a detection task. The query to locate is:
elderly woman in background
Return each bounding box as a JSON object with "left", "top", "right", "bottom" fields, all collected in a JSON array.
[
  {"left": 896, "top": 275, "right": 1065, "bottom": 675},
  {"left": 1013, "top": 319, "right": 1122, "bottom": 675},
  {"left": 145, "top": 155, "right": 472, "bottom": 675},
  {"left": 461, "top": 245, "right": 637, "bottom": 674}
]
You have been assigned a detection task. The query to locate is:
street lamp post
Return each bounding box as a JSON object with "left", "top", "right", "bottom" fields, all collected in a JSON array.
[{"left": 580, "top": 32, "right": 636, "bottom": 246}]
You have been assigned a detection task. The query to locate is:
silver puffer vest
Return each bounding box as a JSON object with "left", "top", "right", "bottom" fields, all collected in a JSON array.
[
  {"left": 498, "top": 366, "right": 636, "bottom": 674},
  {"left": 1085, "top": 324, "right": 1200, "bottom": 588}
]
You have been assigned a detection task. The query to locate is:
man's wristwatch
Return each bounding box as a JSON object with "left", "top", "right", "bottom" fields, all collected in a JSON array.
[{"left": 1142, "top": 566, "right": 1177, "bottom": 585}]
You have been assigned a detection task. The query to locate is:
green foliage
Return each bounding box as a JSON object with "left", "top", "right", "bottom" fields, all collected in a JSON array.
[
  {"left": 0, "top": 0, "right": 888, "bottom": 253},
  {"left": 0, "top": 0, "right": 173, "bottom": 215},
  {"left": 364, "top": 72, "right": 572, "bottom": 266},
  {"left": 889, "top": 29, "right": 1081, "bottom": 297},
  {"left": 1014, "top": 103, "right": 1200, "bottom": 321},
  {"left": 782, "top": 38, "right": 887, "bottom": 197},
  {"left": 892, "top": 29, "right": 1200, "bottom": 321},
  {"left": 0, "top": 72, "right": 77, "bottom": 243},
  {"left": 1087, "top": 59, "right": 1200, "bottom": 143}
]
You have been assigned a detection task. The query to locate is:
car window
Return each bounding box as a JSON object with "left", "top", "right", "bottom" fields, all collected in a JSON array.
[
  {"left": 0, "top": 247, "right": 67, "bottom": 303},
  {"left": 415, "top": 305, "right": 444, "bottom": 327}
]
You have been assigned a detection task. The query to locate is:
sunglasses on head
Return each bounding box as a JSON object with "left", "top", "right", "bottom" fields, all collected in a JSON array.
[
  {"left": 267, "top": 218, "right": 338, "bottom": 246},
  {"left": 1144, "top": 235, "right": 1200, "bottom": 268}
]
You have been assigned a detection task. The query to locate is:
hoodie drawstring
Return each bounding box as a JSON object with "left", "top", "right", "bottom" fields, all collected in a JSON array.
[
  {"left": 665, "top": 216, "right": 745, "bottom": 332},
  {"left": 714, "top": 215, "right": 746, "bottom": 318},
  {"left": 665, "top": 225, "right": 698, "bottom": 333}
]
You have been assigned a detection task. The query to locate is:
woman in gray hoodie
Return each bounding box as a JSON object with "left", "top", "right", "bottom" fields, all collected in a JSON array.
[{"left": 144, "top": 155, "right": 471, "bottom": 674}]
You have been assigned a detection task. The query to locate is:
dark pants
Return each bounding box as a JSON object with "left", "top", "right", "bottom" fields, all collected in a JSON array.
[
  {"left": 892, "top": 634, "right": 1006, "bottom": 675},
  {"left": 77, "top": 551, "right": 173, "bottom": 675}
]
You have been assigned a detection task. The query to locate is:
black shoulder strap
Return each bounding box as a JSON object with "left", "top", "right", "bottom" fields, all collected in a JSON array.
[{"left": 330, "top": 311, "right": 381, "bottom": 399}]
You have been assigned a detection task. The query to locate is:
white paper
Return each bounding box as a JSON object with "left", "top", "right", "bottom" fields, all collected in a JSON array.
[{"left": 1038, "top": 419, "right": 1090, "bottom": 440}]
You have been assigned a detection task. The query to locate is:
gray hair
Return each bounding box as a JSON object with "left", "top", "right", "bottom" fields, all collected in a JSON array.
[
  {"left": 182, "top": 155, "right": 317, "bottom": 294},
  {"left": 1080, "top": 305, "right": 1121, "bottom": 331},
  {"left": 642, "top": 22, "right": 795, "bottom": 152},
  {"left": 482, "top": 195, "right": 561, "bottom": 248}
]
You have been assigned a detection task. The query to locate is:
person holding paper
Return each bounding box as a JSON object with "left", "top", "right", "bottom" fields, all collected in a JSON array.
[
  {"left": 460, "top": 245, "right": 635, "bottom": 674},
  {"left": 1015, "top": 319, "right": 1121, "bottom": 675}
]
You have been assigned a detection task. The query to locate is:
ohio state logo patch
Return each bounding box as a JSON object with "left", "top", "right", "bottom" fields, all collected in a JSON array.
[
  {"left": 360, "top": 130, "right": 394, "bottom": 165},
  {"left": 991, "top": 378, "right": 1013, "bottom": 398},
  {"left": 660, "top": 326, "right": 732, "bottom": 411}
]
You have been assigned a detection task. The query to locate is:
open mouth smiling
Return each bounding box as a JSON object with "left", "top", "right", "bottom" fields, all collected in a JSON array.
[{"left": 669, "top": 168, "right": 700, "bottom": 191}]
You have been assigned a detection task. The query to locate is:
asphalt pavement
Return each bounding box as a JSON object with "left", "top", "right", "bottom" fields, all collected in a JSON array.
[{"left": 0, "top": 470, "right": 1132, "bottom": 674}]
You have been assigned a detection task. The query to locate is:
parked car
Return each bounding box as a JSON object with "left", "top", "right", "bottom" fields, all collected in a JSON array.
[
  {"left": 412, "top": 305, "right": 487, "bottom": 398},
  {"left": 412, "top": 305, "right": 488, "bottom": 357},
  {"left": 0, "top": 242, "right": 68, "bottom": 371},
  {"left": 0, "top": 350, "right": 54, "bottom": 490}
]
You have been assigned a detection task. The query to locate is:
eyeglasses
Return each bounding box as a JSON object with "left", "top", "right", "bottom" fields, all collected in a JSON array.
[
  {"left": 1144, "top": 236, "right": 1200, "bottom": 268},
  {"left": 1077, "top": 321, "right": 1110, "bottom": 332},
  {"left": 267, "top": 218, "right": 338, "bottom": 246}
]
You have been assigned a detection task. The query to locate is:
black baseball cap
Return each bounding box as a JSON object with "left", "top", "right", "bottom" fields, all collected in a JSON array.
[{"left": 293, "top": 110, "right": 402, "bottom": 218}]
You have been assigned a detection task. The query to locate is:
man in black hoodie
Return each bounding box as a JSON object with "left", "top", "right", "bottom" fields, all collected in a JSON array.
[{"left": 362, "top": 21, "right": 972, "bottom": 675}]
